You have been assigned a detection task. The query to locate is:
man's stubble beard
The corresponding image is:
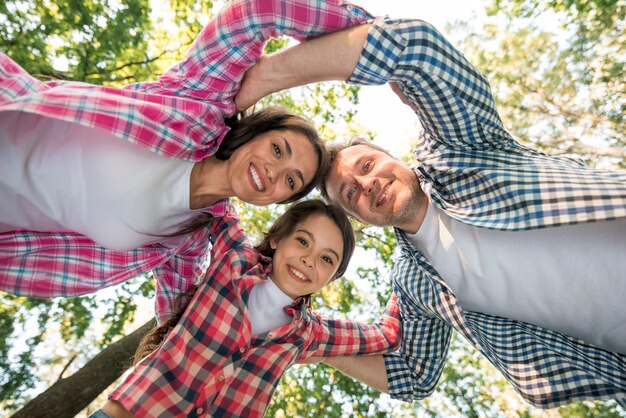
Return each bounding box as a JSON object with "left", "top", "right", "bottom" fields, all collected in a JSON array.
[{"left": 378, "top": 172, "right": 424, "bottom": 229}]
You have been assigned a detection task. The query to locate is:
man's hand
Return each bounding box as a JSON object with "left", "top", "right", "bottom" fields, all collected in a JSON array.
[
  {"left": 235, "top": 56, "right": 272, "bottom": 112},
  {"left": 234, "top": 23, "right": 372, "bottom": 112}
]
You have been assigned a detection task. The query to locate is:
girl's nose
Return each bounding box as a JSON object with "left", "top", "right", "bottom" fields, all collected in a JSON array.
[{"left": 301, "top": 255, "right": 313, "bottom": 268}]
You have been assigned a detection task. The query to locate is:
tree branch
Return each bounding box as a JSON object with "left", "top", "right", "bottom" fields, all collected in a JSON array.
[{"left": 55, "top": 354, "right": 78, "bottom": 383}]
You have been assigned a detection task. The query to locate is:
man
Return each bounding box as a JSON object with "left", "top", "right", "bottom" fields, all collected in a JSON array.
[{"left": 236, "top": 11, "right": 626, "bottom": 409}]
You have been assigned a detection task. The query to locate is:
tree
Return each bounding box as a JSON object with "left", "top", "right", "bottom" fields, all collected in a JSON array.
[
  {"left": 1, "top": 0, "right": 624, "bottom": 416},
  {"left": 12, "top": 320, "right": 155, "bottom": 418},
  {"left": 451, "top": 0, "right": 625, "bottom": 168}
]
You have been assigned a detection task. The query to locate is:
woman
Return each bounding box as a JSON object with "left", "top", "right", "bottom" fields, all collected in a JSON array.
[{"left": 0, "top": 0, "right": 371, "bottom": 321}]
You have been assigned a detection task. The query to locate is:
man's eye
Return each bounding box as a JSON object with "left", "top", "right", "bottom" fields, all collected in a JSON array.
[
  {"left": 364, "top": 161, "right": 371, "bottom": 172},
  {"left": 347, "top": 186, "right": 356, "bottom": 200},
  {"left": 287, "top": 175, "right": 295, "bottom": 190},
  {"left": 273, "top": 144, "right": 281, "bottom": 157}
]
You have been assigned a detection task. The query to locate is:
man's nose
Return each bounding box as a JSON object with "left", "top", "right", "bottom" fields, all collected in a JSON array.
[{"left": 359, "top": 176, "right": 377, "bottom": 195}]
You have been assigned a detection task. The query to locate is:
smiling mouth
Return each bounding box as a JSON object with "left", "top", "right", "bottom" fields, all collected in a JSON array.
[
  {"left": 249, "top": 164, "right": 265, "bottom": 192},
  {"left": 288, "top": 266, "right": 310, "bottom": 283},
  {"left": 376, "top": 183, "right": 391, "bottom": 207}
]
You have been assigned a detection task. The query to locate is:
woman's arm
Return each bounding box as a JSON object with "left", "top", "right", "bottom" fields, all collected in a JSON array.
[{"left": 159, "top": 0, "right": 372, "bottom": 106}]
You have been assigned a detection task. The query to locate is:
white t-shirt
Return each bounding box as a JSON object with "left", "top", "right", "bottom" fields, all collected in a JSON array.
[
  {"left": 406, "top": 202, "right": 626, "bottom": 355},
  {"left": 0, "top": 111, "right": 199, "bottom": 250},
  {"left": 248, "top": 279, "right": 294, "bottom": 336}
]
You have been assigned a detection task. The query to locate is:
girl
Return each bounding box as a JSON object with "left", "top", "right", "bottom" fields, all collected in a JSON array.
[
  {"left": 0, "top": 0, "right": 371, "bottom": 321},
  {"left": 94, "top": 200, "right": 400, "bottom": 417}
]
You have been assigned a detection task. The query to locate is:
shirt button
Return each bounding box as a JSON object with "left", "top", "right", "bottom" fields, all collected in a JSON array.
[
  {"left": 218, "top": 375, "right": 225, "bottom": 382},
  {"left": 239, "top": 347, "right": 246, "bottom": 353},
  {"left": 267, "top": 333, "right": 274, "bottom": 339},
  {"left": 197, "top": 407, "right": 204, "bottom": 414}
]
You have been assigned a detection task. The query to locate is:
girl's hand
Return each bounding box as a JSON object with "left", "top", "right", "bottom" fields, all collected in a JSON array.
[
  {"left": 102, "top": 400, "right": 136, "bottom": 418},
  {"left": 296, "top": 355, "right": 325, "bottom": 365}
]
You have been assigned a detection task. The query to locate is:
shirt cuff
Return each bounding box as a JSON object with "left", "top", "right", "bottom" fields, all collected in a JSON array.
[
  {"left": 348, "top": 17, "right": 408, "bottom": 86},
  {"left": 383, "top": 351, "right": 417, "bottom": 403}
]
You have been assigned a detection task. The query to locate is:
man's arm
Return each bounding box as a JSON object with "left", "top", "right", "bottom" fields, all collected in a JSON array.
[
  {"left": 161, "top": 0, "right": 371, "bottom": 106},
  {"left": 316, "top": 355, "right": 390, "bottom": 393},
  {"left": 237, "top": 16, "right": 511, "bottom": 149},
  {"left": 236, "top": 23, "right": 371, "bottom": 111}
]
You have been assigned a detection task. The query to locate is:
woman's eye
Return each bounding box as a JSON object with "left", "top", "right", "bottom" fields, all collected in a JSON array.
[
  {"left": 322, "top": 256, "right": 333, "bottom": 264},
  {"left": 273, "top": 144, "right": 281, "bottom": 158},
  {"left": 287, "top": 175, "right": 295, "bottom": 190},
  {"left": 297, "top": 237, "right": 307, "bottom": 246}
]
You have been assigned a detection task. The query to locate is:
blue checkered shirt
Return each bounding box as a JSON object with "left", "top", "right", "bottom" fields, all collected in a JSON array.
[{"left": 349, "top": 18, "right": 626, "bottom": 408}]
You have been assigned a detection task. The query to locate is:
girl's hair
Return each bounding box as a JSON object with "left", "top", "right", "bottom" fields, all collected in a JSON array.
[
  {"left": 134, "top": 199, "right": 355, "bottom": 365},
  {"left": 171, "top": 107, "right": 329, "bottom": 237}
]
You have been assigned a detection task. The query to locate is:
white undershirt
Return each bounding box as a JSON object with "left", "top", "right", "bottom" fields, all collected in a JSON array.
[
  {"left": 0, "top": 111, "right": 199, "bottom": 250},
  {"left": 407, "top": 202, "right": 626, "bottom": 355},
  {"left": 248, "top": 279, "right": 294, "bottom": 336}
]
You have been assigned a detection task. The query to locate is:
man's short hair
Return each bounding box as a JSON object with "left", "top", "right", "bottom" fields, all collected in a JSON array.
[{"left": 319, "top": 137, "right": 395, "bottom": 202}]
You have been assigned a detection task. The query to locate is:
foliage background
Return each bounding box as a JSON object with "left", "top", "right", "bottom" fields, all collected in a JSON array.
[{"left": 0, "top": 0, "right": 624, "bottom": 416}]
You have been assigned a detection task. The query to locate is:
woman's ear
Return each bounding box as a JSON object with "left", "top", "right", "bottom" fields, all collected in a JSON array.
[{"left": 270, "top": 238, "right": 278, "bottom": 249}]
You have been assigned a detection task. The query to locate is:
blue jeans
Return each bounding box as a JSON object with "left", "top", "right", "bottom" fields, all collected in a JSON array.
[{"left": 89, "top": 410, "right": 112, "bottom": 418}]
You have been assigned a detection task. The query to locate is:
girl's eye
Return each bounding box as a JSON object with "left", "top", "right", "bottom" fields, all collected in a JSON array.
[
  {"left": 322, "top": 255, "right": 333, "bottom": 264},
  {"left": 297, "top": 237, "right": 307, "bottom": 246},
  {"left": 273, "top": 144, "right": 281, "bottom": 158},
  {"left": 287, "top": 175, "right": 295, "bottom": 190}
]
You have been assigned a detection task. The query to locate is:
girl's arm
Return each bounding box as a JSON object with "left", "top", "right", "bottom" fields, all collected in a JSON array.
[
  {"left": 302, "top": 294, "right": 402, "bottom": 358},
  {"left": 152, "top": 206, "right": 248, "bottom": 322}
]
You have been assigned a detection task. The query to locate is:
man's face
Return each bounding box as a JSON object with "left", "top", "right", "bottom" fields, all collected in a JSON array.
[{"left": 325, "top": 144, "right": 425, "bottom": 232}]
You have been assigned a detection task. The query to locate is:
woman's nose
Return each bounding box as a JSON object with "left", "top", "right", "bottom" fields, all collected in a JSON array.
[{"left": 265, "top": 164, "right": 275, "bottom": 183}]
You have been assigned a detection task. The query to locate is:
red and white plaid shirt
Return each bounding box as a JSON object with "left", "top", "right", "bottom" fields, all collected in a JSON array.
[
  {"left": 0, "top": 0, "right": 372, "bottom": 322},
  {"left": 110, "top": 207, "right": 401, "bottom": 417}
]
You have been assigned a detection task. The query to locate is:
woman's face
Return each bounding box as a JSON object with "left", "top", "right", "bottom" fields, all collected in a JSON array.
[
  {"left": 270, "top": 213, "right": 343, "bottom": 299},
  {"left": 226, "top": 129, "right": 318, "bottom": 205}
]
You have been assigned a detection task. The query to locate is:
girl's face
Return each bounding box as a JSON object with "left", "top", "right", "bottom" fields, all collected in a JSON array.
[
  {"left": 270, "top": 214, "right": 344, "bottom": 300},
  {"left": 225, "top": 129, "right": 318, "bottom": 206}
]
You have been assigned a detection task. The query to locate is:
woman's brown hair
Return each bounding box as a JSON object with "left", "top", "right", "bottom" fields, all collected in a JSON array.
[{"left": 134, "top": 200, "right": 355, "bottom": 364}]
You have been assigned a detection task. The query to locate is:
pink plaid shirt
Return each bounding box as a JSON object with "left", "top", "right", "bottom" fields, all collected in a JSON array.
[
  {"left": 109, "top": 208, "right": 401, "bottom": 417},
  {"left": 0, "top": 0, "right": 372, "bottom": 322}
]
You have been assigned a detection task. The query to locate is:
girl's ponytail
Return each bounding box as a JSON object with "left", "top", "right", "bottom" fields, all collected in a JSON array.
[{"left": 133, "top": 285, "right": 199, "bottom": 365}]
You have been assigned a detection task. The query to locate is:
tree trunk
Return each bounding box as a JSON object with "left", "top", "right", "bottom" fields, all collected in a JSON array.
[{"left": 12, "top": 319, "right": 156, "bottom": 418}]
